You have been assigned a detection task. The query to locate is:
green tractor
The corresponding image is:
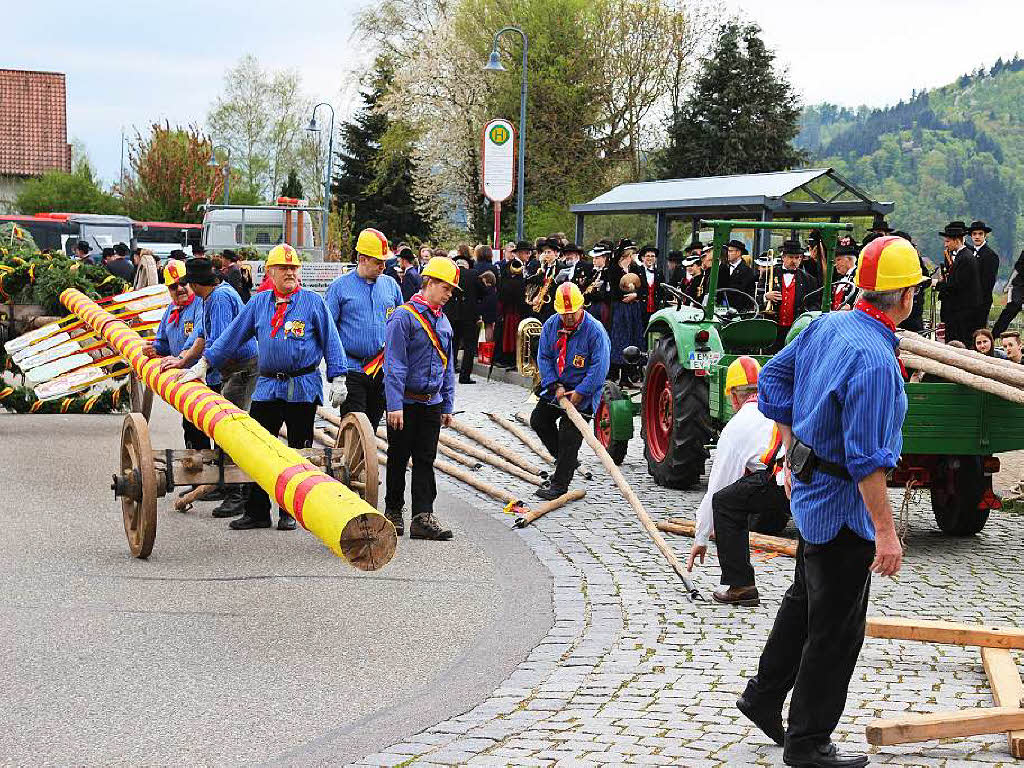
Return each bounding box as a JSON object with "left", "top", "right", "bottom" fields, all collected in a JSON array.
[{"left": 601, "top": 219, "right": 1015, "bottom": 536}]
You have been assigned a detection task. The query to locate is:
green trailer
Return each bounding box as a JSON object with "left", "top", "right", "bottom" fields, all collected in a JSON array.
[{"left": 598, "top": 219, "right": 1015, "bottom": 536}]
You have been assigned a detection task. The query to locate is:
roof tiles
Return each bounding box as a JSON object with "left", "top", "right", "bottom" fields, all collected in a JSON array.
[{"left": 0, "top": 69, "right": 71, "bottom": 177}]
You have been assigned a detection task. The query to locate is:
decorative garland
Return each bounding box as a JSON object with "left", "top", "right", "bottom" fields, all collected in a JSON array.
[{"left": 0, "top": 382, "right": 128, "bottom": 414}]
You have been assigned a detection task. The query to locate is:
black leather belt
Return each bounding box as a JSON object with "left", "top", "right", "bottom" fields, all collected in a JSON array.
[
  {"left": 261, "top": 364, "right": 318, "bottom": 381},
  {"left": 787, "top": 437, "right": 852, "bottom": 482}
]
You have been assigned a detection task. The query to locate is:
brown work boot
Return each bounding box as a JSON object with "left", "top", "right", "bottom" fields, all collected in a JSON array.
[
  {"left": 410, "top": 513, "right": 453, "bottom": 541},
  {"left": 713, "top": 585, "right": 760, "bottom": 607},
  {"left": 385, "top": 508, "right": 405, "bottom": 536}
]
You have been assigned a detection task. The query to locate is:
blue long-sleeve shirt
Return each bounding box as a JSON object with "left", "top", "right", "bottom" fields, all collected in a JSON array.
[
  {"left": 537, "top": 312, "right": 611, "bottom": 414},
  {"left": 205, "top": 288, "right": 346, "bottom": 404},
  {"left": 757, "top": 307, "right": 908, "bottom": 544},
  {"left": 325, "top": 270, "right": 403, "bottom": 370},
  {"left": 185, "top": 283, "right": 258, "bottom": 365},
  {"left": 383, "top": 296, "right": 456, "bottom": 413},
  {"left": 153, "top": 296, "right": 203, "bottom": 357}
]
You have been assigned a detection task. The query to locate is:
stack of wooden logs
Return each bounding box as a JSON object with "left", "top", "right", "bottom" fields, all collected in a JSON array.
[{"left": 898, "top": 331, "right": 1024, "bottom": 404}]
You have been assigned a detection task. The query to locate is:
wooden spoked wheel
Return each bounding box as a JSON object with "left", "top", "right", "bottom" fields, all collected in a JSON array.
[
  {"left": 128, "top": 373, "right": 153, "bottom": 422},
  {"left": 333, "top": 411, "right": 379, "bottom": 510},
  {"left": 120, "top": 413, "right": 158, "bottom": 558}
]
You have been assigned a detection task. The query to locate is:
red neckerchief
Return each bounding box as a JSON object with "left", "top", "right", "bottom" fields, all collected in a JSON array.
[
  {"left": 555, "top": 314, "right": 585, "bottom": 375},
  {"left": 410, "top": 292, "right": 443, "bottom": 318},
  {"left": 855, "top": 299, "right": 908, "bottom": 378},
  {"left": 168, "top": 294, "right": 195, "bottom": 326},
  {"left": 270, "top": 288, "right": 298, "bottom": 338}
]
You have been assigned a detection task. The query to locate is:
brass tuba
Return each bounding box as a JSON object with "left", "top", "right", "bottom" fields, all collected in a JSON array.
[{"left": 516, "top": 317, "right": 544, "bottom": 385}]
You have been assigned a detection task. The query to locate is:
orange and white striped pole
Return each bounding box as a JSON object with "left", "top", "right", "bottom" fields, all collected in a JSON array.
[{"left": 60, "top": 289, "right": 395, "bottom": 570}]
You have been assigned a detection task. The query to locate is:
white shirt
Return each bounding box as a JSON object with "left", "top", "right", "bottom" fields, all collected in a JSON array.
[
  {"left": 782, "top": 272, "right": 794, "bottom": 288},
  {"left": 645, "top": 268, "right": 656, "bottom": 284},
  {"left": 729, "top": 260, "right": 741, "bottom": 274},
  {"left": 694, "top": 400, "right": 785, "bottom": 546}
]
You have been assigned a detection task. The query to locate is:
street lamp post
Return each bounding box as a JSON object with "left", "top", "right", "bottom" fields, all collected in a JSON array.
[
  {"left": 207, "top": 144, "right": 231, "bottom": 205},
  {"left": 307, "top": 103, "right": 336, "bottom": 259},
  {"left": 484, "top": 26, "right": 528, "bottom": 242}
]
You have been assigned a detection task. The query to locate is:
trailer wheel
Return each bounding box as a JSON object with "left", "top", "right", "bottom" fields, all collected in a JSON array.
[
  {"left": 641, "top": 336, "right": 712, "bottom": 489},
  {"left": 595, "top": 381, "right": 629, "bottom": 465},
  {"left": 930, "top": 456, "right": 990, "bottom": 536}
]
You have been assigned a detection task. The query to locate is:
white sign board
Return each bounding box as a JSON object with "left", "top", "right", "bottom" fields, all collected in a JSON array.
[
  {"left": 243, "top": 261, "right": 352, "bottom": 296},
  {"left": 481, "top": 119, "right": 515, "bottom": 202}
]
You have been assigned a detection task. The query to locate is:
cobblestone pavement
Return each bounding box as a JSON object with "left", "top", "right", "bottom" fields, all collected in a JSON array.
[{"left": 353, "top": 378, "right": 1024, "bottom": 768}]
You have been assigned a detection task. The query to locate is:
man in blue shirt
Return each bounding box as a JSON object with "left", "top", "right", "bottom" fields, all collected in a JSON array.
[
  {"left": 398, "top": 246, "right": 421, "bottom": 301},
  {"left": 163, "top": 257, "right": 258, "bottom": 518},
  {"left": 737, "top": 236, "right": 926, "bottom": 768},
  {"left": 180, "top": 244, "right": 347, "bottom": 531},
  {"left": 383, "top": 256, "right": 458, "bottom": 540},
  {"left": 142, "top": 259, "right": 208, "bottom": 450},
  {"left": 530, "top": 281, "right": 610, "bottom": 501},
  {"left": 325, "top": 228, "right": 403, "bottom": 433}
]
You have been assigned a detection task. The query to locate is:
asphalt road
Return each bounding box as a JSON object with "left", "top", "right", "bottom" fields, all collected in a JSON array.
[{"left": 0, "top": 400, "right": 551, "bottom": 765}]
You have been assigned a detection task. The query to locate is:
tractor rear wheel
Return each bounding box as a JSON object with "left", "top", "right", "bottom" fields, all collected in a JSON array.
[
  {"left": 930, "top": 455, "right": 990, "bottom": 536},
  {"left": 595, "top": 381, "right": 629, "bottom": 465},
  {"left": 641, "top": 336, "right": 712, "bottom": 489}
]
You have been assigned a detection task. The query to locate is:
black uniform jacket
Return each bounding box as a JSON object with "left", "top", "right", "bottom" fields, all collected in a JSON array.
[
  {"left": 974, "top": 243, "right": 1000, "bottom": 302},
  {"left": 937, "top": 246, "right": 982, "bottom": 318},
  {"left": 721, "top": 258, "right": 756, "bottom": 312}
]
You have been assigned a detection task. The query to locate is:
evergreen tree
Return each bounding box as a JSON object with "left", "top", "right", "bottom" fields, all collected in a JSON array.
[
  {"left": 332, "top": 55, "right": 429, "bottom": 245},
  {"left": 280, "top": 169, "right": 303, "bottom": 199},
  {"left": 657, "top": 23, "right": 805, "bottom": 178}
]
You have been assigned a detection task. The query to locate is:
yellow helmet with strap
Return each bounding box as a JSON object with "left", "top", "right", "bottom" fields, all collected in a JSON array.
[
  {"left": 855, "top": 236, "right": 927, "bottom": 291},
  {"left": 163, "top": 259, "right": 186, "bottom": 286},
  {"left": 724, "top": 356, "right": 760, "bottom": 395},
  {"left": 553, "top": 281, "right": 584, "bottom": 314},
  {"left": 266, "top": 244, "right": 301, "bottom": 268},
  {"left": 421, "top": 256, "right": 460, "bottom": 288},
  {"left": 355, "top": 228, "right": 389, "bottom": 260}
]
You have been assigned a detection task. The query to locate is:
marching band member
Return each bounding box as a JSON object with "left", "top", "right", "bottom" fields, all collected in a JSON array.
[
  {"left": 496, "top": 243, "right": 531, "bottom": 368},
  {"left": 762, "top": 240, "right": 819, "bottom": 350},
  {"left": 383, "top": 256, "right": 459, "bottom": 540},
  {"left": 682, "top": 252, "right": 705, "bottom": 306},
  {"left": 666, "top": 250, "right": 685, "bottom": 288},
  {"left": 144, "top": 259, "right": 208, "bottom": 450},
  {"left": 831, "top": 243, "right": 858, "bottom": 310},
  {"left": 638, "top": 245, "right": 664, "bottom": 320},
  {"left": 531, "top": 282, "right": 610, "bottom": 500},
  {"left": 558, "top": 242, "right": 593, "bottom": 290},
  {"left": 584, "top": 242, "right": 614, "bottom": 328},
  {"left": 185, "top": 244, "right": 346, "bottom": 531},
  {"left": 934, "top": 220, "right": 982, "bottom": 345},
  {"left": 525, "top": 238, "right": 561, "bottom": 322},
  {"left": 721, "top": 239, "right": 756, "bottom": 312},
  {"left": 607, "top": 239, "right": 646, "bottom": 386},
  {"left": 325, "top": 228, "right": 403, "bottom": 432}
]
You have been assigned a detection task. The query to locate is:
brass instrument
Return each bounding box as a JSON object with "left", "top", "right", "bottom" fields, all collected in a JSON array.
[
  {"left": 526, "top": 262, "right": 555, "bottom": 312},
  {"left": 582, "top": 266, "right": 606, "bottom": 307},
  {"left": 764, "top": 248, "right": 776, "bottom": 314},
  {"left": 516, "top": 317, "right": 544, "bottom": 386}
]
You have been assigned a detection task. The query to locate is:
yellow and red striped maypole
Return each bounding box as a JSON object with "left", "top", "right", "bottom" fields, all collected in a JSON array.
[{"left": 61, "top": 289, "right": 395, "bottom": 569}]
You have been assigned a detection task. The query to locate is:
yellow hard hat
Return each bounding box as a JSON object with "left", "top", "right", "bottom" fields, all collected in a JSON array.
[
  {"left": 553, "top": 281, "right": 584, "bottom": 314},
  {"left": 724, "top": 356, "right": 761, "bottom": 395},
  {"left": 266, "top": 244, "right": 301, "bottom": 268},
  {"left": 854, "top": 235, "right": 927, "bottom": 291},
  {"left": 163, "top": 259, "right": 186, "bottom": 286},
  {"left": 421, "top": 256, "right": 460, "bottom": 289},
  {"left": 355, "top": 228, "right": 389, "bottom": 260}
]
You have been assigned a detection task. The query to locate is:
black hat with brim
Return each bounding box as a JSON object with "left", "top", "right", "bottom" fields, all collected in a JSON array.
[
  {"left": 685, "top": 242, "right": 704, "bottom": 253},
  {"left": 726, "top": 239, "right": 748, "bottom": 255},
  {"left": 514, "top": 240, "right": 534, "bottom": 252},
  {"left": 562, "top": 242, "right": 584, "bottom": 256},
  {"left": 872, "top": 216, "right": 894, "bottom": 232},
  {"left": 967, "top": 220, "right": 993, "bottom": 233},
  {"left": 540, "top": 238, "right": 562, "bottom": 252},
  {"left": 781, "top": 240, "right": 804, "bottom": 255},
  {"left": 939, "top": 221, "right": 969, "bottom": 238},
  {"left": 835, "top": 243, "right": 859, "bottom": 257},
  {"left": 681, "top": 255, "right": 700, "bottom": 267},
  {"left": 181, "top": 257, "right": 219, "bottom": 286},
  {"left": 639, "top": 245, "right": 658, "bottom": 258},
  {"left": 667, "top": 250, "right": 683, "bottom": 262}
]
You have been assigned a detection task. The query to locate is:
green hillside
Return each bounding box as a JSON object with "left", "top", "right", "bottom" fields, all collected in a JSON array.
[{"left": 798, "top": 57, "right": 1024, "bottom": 273}]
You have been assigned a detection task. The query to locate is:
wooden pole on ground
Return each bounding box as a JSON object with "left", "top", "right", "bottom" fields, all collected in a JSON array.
[
  {"left": 448, "top": 417, "right": 546, "bottom": 476},
  {"left": 901, "top": 353, "right": 1024, "bottom": 405},
  {"left": 981, "top": 647, "right": 1024, "bottom": 758},
  {"left": 658, "top": 518, "right": 798, "bottom": 558},
  {"left": 558, "top": 396, "right": 701, "bottom": 600},
  {"left": 513, "top": 488, "right": 586, "bottom": 528},
  {"left": 487, "top": 412, "right": 555, "bottom": 464},
  {"left": 173, "top": 484, "right": 216, "bottom": 511},
  {"left": 866, "top": 707, "right": 1024, "bottom": 747}
]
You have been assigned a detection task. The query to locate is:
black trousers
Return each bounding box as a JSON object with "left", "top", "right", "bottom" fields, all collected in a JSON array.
[
  {"left": 339, "top": 370, "right": 387, "bottom": 433},
  {"left": 711, "top": 470, "right": 790, "bottom": 587},
  {"left": 530, "top": 399, "right": 590, "bottom": 488},
  {"left": 385, "top": 403, "right": 441, "bottom": 517},
  {"left": 181, "top": 416, "right": 210, "bottom": 450},
  {"left": 742, "top": 526, "right": 875, "bottom": 753},
  {"left": 944, "top": 310, "right": 975, "bottom": 346},
  {"left": 244, "top": 400, "right": 316, "bottom": 522},
  {"left": 993, "top": 299, "right": 1021, "bottom": 338},
  {"left": 459, "top": 324, "right": 477, "bottom": 380}
]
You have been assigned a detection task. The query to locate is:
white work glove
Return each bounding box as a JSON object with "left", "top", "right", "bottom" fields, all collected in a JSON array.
[
  {"left": 329, "top": 378, "right": 348, "bottom": 409},
  {"left": 178, "top": 357, "right": 209, "bottom": 384}
]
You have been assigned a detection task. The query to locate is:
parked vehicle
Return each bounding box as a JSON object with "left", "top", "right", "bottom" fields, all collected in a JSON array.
[
  {"left": 132, "top": 221, "right": 201, "bottom": 259},
  {"left": 0, "top": 213, "right": 135, "bottom": 256},
  {"left": 201, "top": 199, "right": 321, "bottom": 260}
]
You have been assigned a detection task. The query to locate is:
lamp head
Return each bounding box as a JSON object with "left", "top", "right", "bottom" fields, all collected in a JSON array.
[
  {"left": 207, "top": 152, "right": 218, "bottom": 167},
  {"left": 484, "top": 50, "right": 505, "bottom": 72},
  {"left": 306, "top": 117, "right": 320, "bottom": 133}
]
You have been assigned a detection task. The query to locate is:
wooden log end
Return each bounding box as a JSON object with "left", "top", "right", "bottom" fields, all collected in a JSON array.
[
  {"left": 866, "top": 707, "right": 1024, "bottom": 746},
  {"left": 339, "top": 512, "right": 397, "bottom": 572}
]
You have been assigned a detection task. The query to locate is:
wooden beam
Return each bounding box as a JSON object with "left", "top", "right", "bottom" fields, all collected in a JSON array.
[
  {"left": 866, "top": 707, "right": 1024, "bottom": 746},
  {"left": 981, "top": 647, "right": 1024, "bottom": 758},
  {"left": 662, "top": 517, "right": 798, "bottom": 558},
  {"left": 866, "top": 617, "right": 1024, "bottom": 649}
]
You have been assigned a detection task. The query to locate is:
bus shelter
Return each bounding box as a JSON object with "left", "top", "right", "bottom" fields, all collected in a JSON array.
[{"left": 570, "top": 168, "right": 892, "bottom": 259}]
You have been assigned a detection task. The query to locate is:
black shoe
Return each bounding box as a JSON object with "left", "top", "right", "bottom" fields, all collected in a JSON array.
[
  {"left": 277, "top": 512, "right": 297, "bottom": 530},
  {"left": 229, "top": 514, "right": 272, "bottom": 530},
  {"left": 783, "top": 743, "right": 868, "bottom": 767},
  {"left": 211, "top": 487, "right": 244, "bottom": 518},
  {"left": 736, "top": 695, "right": 784, "bottom": 746},
  {"left": 458, "top": 377, "right": 476, "bottom": 384},
  {"left": 534, "top": 484, "right": 568, "bottom": 501},
  {"left": 410, "top": 513, "right": 452, "bottom": 540},
  {"left": 385, "top": 508, "right": 405, "bottom": 536},
  {"left": 200, "top": 487, "right": 227, "bottom": 502}
]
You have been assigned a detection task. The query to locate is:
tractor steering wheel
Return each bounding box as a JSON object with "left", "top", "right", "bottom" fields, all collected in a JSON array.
[
  {"left": 714, "top": 288, "right": 761, "bottom": 320},
  {"left": 660, "top": 282, "right": 704, "bottom": 310}
]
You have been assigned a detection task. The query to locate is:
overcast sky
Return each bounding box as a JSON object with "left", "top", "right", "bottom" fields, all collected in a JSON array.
[{"left": 6, "top": 0, "right": 1024, "bottom": 185}]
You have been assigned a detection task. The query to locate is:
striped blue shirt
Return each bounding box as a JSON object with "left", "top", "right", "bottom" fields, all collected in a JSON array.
[
  {"left": 205, "top": 288, "right": 346, "bottom": 404},
  {"left": 325, "top": 270, "right": 403, "bottom": 370},
  {"left": 185, "top": 283, "right": 258, "bottom": 364},
  {"left": 153, "top": 296, "right": 203, "bottom": 357},
  {"left": 383, "top": 297, "right": 456, "bottom": 413},
  {"left": 758, "top": 308, "right": 907, "bottom": 544}
]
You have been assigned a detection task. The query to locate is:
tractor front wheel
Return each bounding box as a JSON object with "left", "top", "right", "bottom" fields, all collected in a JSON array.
[
  {"left": 641, "top": 336, "right": 712, "bottom": 489},
  {"left": 595, "top": 381, "right": 629, "bottom": 465},
  {"left": 930, "top": 455, "right": 991, "bottom": 536}
]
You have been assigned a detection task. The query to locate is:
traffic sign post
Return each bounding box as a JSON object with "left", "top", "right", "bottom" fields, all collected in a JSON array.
[{"left": 481, "top": 119, "right": 515, "bottom": 249}]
